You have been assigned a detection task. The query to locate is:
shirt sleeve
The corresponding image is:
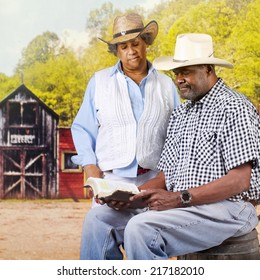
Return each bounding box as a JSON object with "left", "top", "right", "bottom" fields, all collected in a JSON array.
[
  {"left": 221, "top": 100, "right": 259, "bottom": 171},
  {"left": 71, "top": 76, "right": 99, "bottom": 167}
]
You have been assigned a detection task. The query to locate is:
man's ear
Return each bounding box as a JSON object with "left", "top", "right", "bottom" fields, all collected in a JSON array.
[{"left": 206, "top": 65, "right": 214, "bottom": 74}]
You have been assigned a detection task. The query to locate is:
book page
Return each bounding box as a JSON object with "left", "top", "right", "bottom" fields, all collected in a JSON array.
[
  {"left": 85, "top": 177, "right": 146, "bottom": 208},
  {"left": 85, "top": 177, "right": 139, "bottom": 197}
]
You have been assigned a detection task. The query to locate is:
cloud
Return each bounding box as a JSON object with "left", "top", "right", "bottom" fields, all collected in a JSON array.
[
  {"left": 0, "top": 0, "right": 164, "bottom": 76},
  {"left": 61, "top": 29, "right": 91, "bottom": 55}
]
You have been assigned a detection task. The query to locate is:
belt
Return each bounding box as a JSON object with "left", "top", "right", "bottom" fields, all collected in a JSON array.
[{"left": 137, "top": 165, "right": 151, "bottom": 176}]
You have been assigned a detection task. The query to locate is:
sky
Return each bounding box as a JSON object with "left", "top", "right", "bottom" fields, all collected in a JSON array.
[{"left": 0, "top": 0, "right": 162, "bottom": 76}]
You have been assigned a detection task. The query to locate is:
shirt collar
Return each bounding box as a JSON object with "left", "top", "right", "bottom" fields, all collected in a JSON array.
[
  {"left": 109, "top": 60, "right": 156, "bottom": 77},
  {"left": 175, "top": 78, "right": 226, "bottom": 115},
  {"left": 197, "top": 78, "right": 225, "bottom": 107}
]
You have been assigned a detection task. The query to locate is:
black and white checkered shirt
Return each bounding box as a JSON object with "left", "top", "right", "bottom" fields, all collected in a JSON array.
[{"left": 158, "top": 79, "right": 260, "bottom": 202}]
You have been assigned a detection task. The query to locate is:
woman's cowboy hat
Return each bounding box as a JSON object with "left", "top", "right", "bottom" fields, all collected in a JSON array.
[
  {"left": 153, "top": 33, "right": 233, "bottom": 70},
  {"left": 99, "top": 13, "right": 158, "bottom": 45}
]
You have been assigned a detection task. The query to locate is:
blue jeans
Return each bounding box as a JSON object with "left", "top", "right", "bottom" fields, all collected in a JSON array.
[{"left": 80, "top": 200, "right": 258, "bottom": 260}]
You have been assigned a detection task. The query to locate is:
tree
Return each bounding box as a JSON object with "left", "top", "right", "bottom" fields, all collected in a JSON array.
[
  {"left": 152, "top": 0, "right": 259, "bottom": 106},
  {"left": 227, "top": 0, "right": 260, "bottom": 106},
  {"left": 0, "top": 73, "right": 20, "bottom": 101},
  {"left": 86, "top": 2, "right": 117, "bottom": 44},
  {"left": 23, "top": 49, "right": 86, "bottom": 127},
  {"left": 16, "top": 31, "right": 61, "bottom": 72},
  {"left": 3, "top": 0, "right": 259, "bottom": 125}
]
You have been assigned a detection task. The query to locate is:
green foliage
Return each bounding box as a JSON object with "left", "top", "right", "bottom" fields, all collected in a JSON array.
[
  {"left": 1, "top": 0, "right": 259, "bottom": 126},
  {"left": 227, "top": 0, "right": 260, "bottom": 105},
  {"left": 16, "top": 31, "right": 60, "bottom": 72},
  {"left": 86, "top": 2, "right": 116, "bottom": 41},
  {"left": 0, "top": 73, "right": 21, "bottom": 101},
  {"left": 22, "top": 50, "right": 87, "bottom": 127}
]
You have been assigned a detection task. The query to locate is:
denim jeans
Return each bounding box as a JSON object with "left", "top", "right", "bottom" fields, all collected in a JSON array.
[{"left": 80, "top": 199, "right": 258, "bottom": 260}]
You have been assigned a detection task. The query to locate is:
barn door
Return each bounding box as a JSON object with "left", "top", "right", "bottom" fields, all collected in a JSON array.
[{"left": 0, "top": 149, "right": 47, "bottom": 198}]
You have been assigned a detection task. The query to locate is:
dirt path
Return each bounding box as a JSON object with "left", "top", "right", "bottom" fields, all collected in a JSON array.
[
  {"left": 0, "top": 200, "right": 259, "bottom": 260},
  {"left": 0, "top": 200, "right": 91, "bottom": 260}
]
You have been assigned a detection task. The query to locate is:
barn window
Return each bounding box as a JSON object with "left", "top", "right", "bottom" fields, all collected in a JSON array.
[
  {"left": 8, "top": 101, "right": 38, "bottom": 126},
  {"left": 62, "top": 151, "right": 82, "bottom": 172}
]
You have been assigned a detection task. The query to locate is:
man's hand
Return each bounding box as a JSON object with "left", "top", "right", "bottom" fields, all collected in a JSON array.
[{"left": 130, "top": 189, "right": 181, "bottom": 211}]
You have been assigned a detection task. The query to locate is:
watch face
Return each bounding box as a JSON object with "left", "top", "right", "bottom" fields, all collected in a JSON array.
[
  {"left": 182, "top": 192, "right": 191, "bottom": 202},
  {"left": 181, "top": 190, "right": 192, "bottom": 204}
]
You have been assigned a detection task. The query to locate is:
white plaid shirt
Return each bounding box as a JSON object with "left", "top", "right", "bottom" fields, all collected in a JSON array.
[{"left": 158, "top": 79, "right": 260, "bottom": 203}]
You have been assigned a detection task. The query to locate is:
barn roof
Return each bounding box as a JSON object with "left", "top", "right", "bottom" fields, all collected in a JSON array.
[{"left": 0, "top": 84, "right": 59, "bottom": 120}]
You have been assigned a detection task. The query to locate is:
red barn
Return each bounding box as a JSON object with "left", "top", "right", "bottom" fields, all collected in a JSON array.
[{"left": 58, "top": 128, "right": 85, "bottom": 199}]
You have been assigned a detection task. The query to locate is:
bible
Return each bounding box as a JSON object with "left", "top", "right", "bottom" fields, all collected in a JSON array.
[{"left": 85, "top": 177, "right": 146, "bottom": 208}]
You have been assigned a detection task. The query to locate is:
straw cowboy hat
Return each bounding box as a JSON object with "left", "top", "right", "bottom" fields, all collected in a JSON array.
[
  {"left": 153, "top": 33, "right": 233, "bottom": 70},
  {"left": 99, "top": 13, "right": 158, "bottom": 45}
]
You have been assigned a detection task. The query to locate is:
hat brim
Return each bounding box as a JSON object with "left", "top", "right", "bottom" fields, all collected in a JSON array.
[
  {"left": 153, "top": 56, "right": 233, "bottom": 70},
  {"left": 99, "top": 20, "right": 158, "bottom": 45}
]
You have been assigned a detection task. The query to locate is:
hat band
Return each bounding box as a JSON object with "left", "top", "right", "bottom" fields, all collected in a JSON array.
[{"left": 113, "top": 28, "right": 144, "bottom": 39}]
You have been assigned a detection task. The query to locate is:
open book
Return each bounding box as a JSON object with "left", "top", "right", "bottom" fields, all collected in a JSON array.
[{"left": 85, "top": 177, "right": 146, "bottom": 208}]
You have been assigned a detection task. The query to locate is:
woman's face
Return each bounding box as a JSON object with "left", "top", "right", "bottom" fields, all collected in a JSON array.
[{"left": 116, "top": 36, "right": 147, "bottom": 72}]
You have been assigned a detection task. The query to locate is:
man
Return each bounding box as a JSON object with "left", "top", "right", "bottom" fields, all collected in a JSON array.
[
  {"left": 71, "top": 13, "right": 180, "bottom": 258},
  {"left": 80, "top": 33, "right": 260, "bottom": 260}
]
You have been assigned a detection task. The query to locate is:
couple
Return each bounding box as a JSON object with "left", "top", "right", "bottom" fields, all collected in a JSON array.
[{"left": 71, "top": 13, "right": 260, "bottom": 260}]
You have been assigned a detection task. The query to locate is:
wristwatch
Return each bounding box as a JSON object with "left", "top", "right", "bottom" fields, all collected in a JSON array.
[{"left": 180, "top": 190, "right": 192, "bottom": 206}]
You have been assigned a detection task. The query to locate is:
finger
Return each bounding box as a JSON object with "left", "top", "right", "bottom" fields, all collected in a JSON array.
[
  {"left": 107, "top": 200, "right": 124, "bottom": 209},
  {"left": 98, "top": 199, "right": 105, "bottom": 205},
  {"left": 130, "top": 190, "right": 152, "bottom": 201}
]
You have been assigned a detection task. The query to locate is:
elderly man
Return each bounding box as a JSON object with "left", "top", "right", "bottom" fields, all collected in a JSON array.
[{"left": 80, "top": 33, "right": 260, "bottom": 260}]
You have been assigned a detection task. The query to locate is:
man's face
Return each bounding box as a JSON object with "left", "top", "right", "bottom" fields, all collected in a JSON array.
[
  {"left": 116, "top": 36, "right": 147, "bottom": 71},
  {"left": 173, "top": 65, "right": 211, "bottom": 101}
]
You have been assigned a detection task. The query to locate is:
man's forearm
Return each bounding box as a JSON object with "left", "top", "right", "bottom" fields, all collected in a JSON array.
[
  {"left": 189, "top": 162, "right": 252, "bottom": 205},
  {"left": 139, "top": 171, "right": 166, "bottom": 191}
]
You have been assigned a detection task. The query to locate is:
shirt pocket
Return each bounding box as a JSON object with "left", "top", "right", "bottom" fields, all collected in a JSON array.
[
  {"left": 195, "top": 131, "right": 217, "bottom": 166},
  {"left": 163, "top": 133, "right": 182, "bottom": 167}
]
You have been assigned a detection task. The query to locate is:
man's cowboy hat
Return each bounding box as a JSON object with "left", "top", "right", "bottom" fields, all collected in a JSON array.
[
  {"left": 99, "top": 13, "right": 158, "bottom": 45},
  {"left": 153, "top": 33, "right": 233, "bottom": 70}
]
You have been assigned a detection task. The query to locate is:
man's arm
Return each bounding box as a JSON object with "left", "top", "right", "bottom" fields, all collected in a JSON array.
[
  {"left": 132, "top": 162, "right": 252, "bottom": 211},
  {"left": 189, "top": 162, "right": 252, "bottom": 205},
  {"left": 138, "top": 171, "right": 166, "bottom": 191}
]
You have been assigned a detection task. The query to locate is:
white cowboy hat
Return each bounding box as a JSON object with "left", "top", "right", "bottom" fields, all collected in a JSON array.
[
  {"left": 153, "top": 33, "right": 233, "bottom": 70},
  {"left": 99, "top": 13, "right": 158, "bottom": 45}
]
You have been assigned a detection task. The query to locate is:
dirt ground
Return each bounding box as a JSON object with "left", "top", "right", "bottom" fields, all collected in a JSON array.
[
  {"left": 0, "top": 200, "right": 259, "bottom": 260},
  {"left": 0, "top": 199, "right": 91, "bottom": 260}
]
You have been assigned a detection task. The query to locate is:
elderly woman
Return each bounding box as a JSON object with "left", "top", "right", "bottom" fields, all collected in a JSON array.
[
  {"left": 71, "top": 13, "right": 180, "bottom": 259},
  {"left": 71, "top": 13, "right": 180, "bottom": 194}
]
